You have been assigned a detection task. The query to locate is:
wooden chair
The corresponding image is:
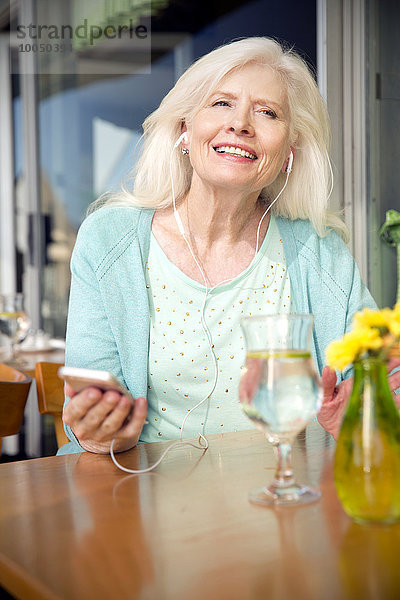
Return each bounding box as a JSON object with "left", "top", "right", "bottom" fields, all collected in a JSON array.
[
  {"left": 35, "top": 362, "right": 69, "bottom": 449},
  {"left": 0, "top": 363, "right": 32, "bottom": 455}
]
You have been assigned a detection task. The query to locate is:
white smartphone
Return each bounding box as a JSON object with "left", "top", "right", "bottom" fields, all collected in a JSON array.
[{"left": 58, "top": 366, "right": 134, "bottom": 404}]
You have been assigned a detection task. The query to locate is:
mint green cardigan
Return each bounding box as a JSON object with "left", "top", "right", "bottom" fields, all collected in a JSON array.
[{"left": 58, "top": 206, "right": 376, "bottom": 455}]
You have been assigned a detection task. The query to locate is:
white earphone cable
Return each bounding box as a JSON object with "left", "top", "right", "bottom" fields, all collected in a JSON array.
[{"left": 110, "top": 141, "right": 292, "bottom": 474}]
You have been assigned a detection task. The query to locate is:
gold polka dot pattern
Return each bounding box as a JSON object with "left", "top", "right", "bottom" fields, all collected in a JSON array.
[{"left": 140, "top": 215, "right": 292, "bottom": 443}]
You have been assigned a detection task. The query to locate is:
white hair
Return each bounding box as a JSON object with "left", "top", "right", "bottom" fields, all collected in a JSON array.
[{"left": 90, "top": 37, "right": 348, "bottom": 240}]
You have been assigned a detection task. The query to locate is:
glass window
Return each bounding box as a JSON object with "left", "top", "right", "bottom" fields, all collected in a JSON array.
[
  {"left": 11, "top": 0, "right": 317, "bottom": 336},
  {"left": 367, "top": 0, "right": 399, "bottom": 307}
]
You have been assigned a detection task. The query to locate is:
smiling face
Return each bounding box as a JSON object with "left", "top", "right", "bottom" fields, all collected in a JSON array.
[{"left": 185, "top": 62, "right": 291, "bottom": 198}]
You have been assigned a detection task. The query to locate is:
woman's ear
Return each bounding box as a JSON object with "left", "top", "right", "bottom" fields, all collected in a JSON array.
[
  {"left": 181, "top": 122, "right": 189, "bottom": 145},
  {"left": 281, "top": 147, "right": 296, "bottom": 173}
]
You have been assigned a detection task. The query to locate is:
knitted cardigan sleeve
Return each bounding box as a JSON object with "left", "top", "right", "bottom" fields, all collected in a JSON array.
[
  {"left": 58, "top": 206, "right": 153, "bottom": 454},
  {"left": 276, "top": 218, "right": 377, "bottom": 378}
]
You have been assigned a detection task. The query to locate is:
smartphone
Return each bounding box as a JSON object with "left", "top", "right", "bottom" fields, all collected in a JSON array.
[{"left": 58, "top": 366, "right": 134, "bottom": 403}]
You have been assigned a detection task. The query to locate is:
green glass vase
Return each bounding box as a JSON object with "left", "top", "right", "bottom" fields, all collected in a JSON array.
[{"left": 334, "top": 357, "right": 400, "bottom": 524}]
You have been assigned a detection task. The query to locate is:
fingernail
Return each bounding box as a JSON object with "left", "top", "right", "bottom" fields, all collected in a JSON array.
[
  {"left": 106, "top": 393, "right": 118, "bottom": 404},
  {"left": 135, "top": 396, "right": 144, "bottom": 408}
]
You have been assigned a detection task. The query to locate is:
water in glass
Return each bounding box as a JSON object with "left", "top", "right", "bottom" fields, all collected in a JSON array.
[{"left": 240, "top": 314, "right": 322, "bottom": 506}]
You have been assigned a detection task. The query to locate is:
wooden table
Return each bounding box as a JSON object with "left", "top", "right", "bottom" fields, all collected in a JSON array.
[
  {"left": 6, "top": 350, "right": 65, "bottom": 378},
  {"left": 1, "top": 424, "right": 400, "bottom": 600},
  {"left": 0, "top": 346, "right": 65, "bottom": 456},
  {"left": 0, "top": 346, "right": 65, "bottom": 378}
]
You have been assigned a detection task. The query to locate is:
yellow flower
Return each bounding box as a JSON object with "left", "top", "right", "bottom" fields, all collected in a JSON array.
[
  {"left": 353, "top": 307, "right": 392, "bottom": 331},
  {"left": 326, "top": 304, "right": 400, "bottom": 371},
  {"left": 326, "top": 327, "right": 382, "bottom": 371},
  {"left": 352, "top": 304, "right": 400, "bottom": 339},
  {"left": 389, "top": 320, "right": 400, "bottom": 337},
  {"left": 326, "top": 339, "right": 355, "bottom": 371},
  {"left": 388, "top": 304, "right": 400, "bottom": 336}
]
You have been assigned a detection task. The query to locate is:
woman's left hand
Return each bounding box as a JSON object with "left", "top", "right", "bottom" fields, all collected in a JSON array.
[
  {"left": 317, "top": 367, "right": 352, "bottom": 440},
  {"left": 318, "top": 359, "right": 400, "bottom": 440}
]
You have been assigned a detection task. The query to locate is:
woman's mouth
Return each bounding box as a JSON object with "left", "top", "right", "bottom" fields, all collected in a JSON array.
[{"left": 213, "top": 145, "right": 257, "bottom": 160}]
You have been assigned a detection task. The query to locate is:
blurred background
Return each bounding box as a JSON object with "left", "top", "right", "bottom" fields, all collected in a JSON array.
[
  {"left": 0, "top": 0, "right": 399, "bottom": 457},
  {"left": 1, "top": 0, "right": 399, "bottom": 336}
]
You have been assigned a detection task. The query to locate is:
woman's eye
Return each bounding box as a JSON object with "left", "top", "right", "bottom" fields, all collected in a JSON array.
[
  {"left": 260, "top": 108, "right": 277, "bottom": 118},
  {"left": 213, "top": 100, "right": 230, "bottom": 107}
]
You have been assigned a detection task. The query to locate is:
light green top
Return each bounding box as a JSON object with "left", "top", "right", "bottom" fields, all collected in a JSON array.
[
  {"left": 60, "top": 206, "right": 377, "bottom": 455},
  {"left": 142, "top": 215, "right": 293, "bottom": 442}
]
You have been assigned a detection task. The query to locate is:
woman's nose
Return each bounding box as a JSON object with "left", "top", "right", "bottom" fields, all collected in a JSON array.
[{"left": 226, "top": 108, "right": 254, "bottom": 135}]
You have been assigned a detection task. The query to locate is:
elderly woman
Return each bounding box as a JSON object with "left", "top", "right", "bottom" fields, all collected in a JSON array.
[{"left": 61, "top": 37, "right": 397, "bottom": 456}]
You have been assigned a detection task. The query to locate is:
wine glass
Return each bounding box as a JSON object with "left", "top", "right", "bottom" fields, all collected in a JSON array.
[
  {"left": 0, "top": 293, "right": 31, "bottom": 367},
  {"left": 239, "top": 314, "right": 322, "bottom": 506}
]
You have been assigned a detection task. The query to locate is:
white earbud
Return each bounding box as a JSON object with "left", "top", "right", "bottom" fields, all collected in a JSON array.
[
  {"left": 173, "top": 132, "right": 188, "bottom": 149},
  {"left": 286, "top": 150, "right": 294, "bottom": 173}
]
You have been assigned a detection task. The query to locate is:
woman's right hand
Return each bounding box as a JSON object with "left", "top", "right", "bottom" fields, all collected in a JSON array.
[
  {"left": 318, "top": 359, "right": 400, "bottom": 440},
  {"left": 63, "top": 384, "right": 147, "bottom": 454}
]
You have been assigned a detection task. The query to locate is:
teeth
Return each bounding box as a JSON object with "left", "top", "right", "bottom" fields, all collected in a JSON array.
[{"left": 215, "top": 145, "right": 256, "bottom": 159}]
